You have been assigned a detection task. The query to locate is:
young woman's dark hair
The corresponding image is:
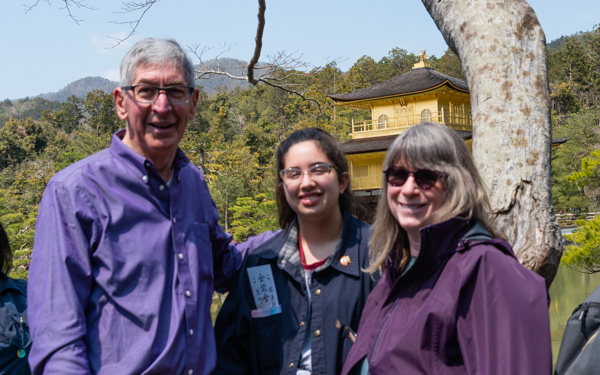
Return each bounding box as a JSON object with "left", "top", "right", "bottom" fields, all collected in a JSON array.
[
  {"left": 0, "top": 223, "right": 13, "bottom": 278},
  {"left": 275, "top": 128, "right": 362, "bottom": 228}
]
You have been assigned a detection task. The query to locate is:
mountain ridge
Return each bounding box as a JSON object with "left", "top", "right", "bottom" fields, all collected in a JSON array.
[{"left": 36, "top": 57, "right": 252, "bottom": 103}]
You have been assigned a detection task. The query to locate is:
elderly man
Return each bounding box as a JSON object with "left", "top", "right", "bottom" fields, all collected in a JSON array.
[{"left": 28, "top": 38, "right": 270, "bottom": 375}]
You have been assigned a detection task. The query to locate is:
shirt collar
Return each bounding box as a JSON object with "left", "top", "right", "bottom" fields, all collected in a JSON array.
[
  {"left": 277, "top": 211, "right": 361, "bottom": 278},
  {"left": 109, "top": 130, "right": 190, "bottom": 180}
]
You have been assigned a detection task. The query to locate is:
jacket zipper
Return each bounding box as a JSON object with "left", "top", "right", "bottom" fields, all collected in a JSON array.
[{"left": 371, "top": 297, "right": 401, "bottom": 363}]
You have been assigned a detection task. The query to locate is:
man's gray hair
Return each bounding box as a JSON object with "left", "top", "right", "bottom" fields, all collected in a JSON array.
[{"left": 119, "top": 38, "right": 196, "bottom": 88}]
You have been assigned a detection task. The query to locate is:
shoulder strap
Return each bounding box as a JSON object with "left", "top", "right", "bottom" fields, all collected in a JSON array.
[
  {"left": 461, "top": 220, "right": 493, "bottom": 242},
  {"left": 555, "top": 284, "right": 600, "bottom": 375}
]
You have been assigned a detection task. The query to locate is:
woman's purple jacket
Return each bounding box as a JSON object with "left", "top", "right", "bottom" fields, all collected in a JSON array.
[{"left": 342, "top": 217, "right": 552, "bottom": 375}]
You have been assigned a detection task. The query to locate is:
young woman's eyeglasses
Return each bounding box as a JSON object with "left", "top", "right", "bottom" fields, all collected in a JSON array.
[
  {"left": 383, "top": 166, "right": 444, "bottom": 190},
  {"left": 279, "top": 163, "right": 337, "bottom": 182},
  {"left": 122, "top": 85, "right": 194, "bottom": 105}
]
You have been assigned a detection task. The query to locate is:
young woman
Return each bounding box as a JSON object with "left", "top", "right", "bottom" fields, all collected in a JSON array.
[
  {"left": 342, "top": 122, "right": 552, "bottom": 375},
  {"left": 214, "top": 128, "right": 377, "bottom": 374}
]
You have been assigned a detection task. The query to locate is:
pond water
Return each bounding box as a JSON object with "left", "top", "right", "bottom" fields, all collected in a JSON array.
[{"left": 548, "top": 264, "right": 600, "bottom": 366}]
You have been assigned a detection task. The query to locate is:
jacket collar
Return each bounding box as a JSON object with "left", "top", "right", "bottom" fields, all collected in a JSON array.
[
  {"left": 386, "top": 216, "right": 472, "bottom": 287},
  {"left": 257, "top": 211, "right": 363, "bottom": 279},
  {"left": 0, "top": 276, "right": 26, "bottom": 295},
  {"left": 414, "top": 216, "right": 472, "bottom": 267}
]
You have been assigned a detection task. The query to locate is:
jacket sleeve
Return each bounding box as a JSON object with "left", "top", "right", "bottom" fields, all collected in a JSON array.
[
  {"left": 456, "top": 246, "right": 552, "bottom": 375},
  {"left": 27, "top": 181, "right": 94, "bottom": 374},
  {"left": 213, "top": 260, "right": 254, "bottom": 375}
]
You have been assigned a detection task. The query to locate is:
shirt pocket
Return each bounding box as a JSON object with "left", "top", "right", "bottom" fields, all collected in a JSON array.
[
  {"left": 0, "top": 303, "right": 30, "bottom": 349},
  {"left": 339, "top": 321, "right": 357, "bottom": 365},
  {"left": 251, "top": 313, "right": 282, "bottom": 371},
  {"left": 192, "top": 222, "right": 212, "bottom": 278}
]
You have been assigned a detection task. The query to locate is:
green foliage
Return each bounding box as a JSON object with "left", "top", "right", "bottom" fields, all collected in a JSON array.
[
  {"left": 229, "top": 194, "right": 279, "bottom": 242},
  {"left": 40, "top": 95, "right": 85, "bottom": 134},
  {"left": 0, "top": 163, "right": 43, "bottom": 279},
  {"left": 0, "top": 117, "right": 51, "bottom": 169},
  {"left": 550, "top": 81, "right": 581, "bottom": 114},
  {"left": 568, "top": 149, "right": 600, "bottom": 188},
  {"left": 429, "top": 49, "right": 465, "bottom": 80},
  {"left": 566, "top": 149, "right": 600, "bottom": 212},
  {"left": 84, "top": 90, "right": 122, "bottom": 136},
  {"left": 378, "top": 48, "right": 419, "bottom": 78},
  {"left": 340, "top": 56, "right": 382, "bottom": 92},
  {"left": 562, "top": 216, "right": 600, "bottom": 273},
  {"left": 552, "top": 108, "right": 600, "bottom": 213},
  {"left": 0, "top": 97, "right": 61, "bottom": 128},
  {"left": 547, "top": 27, "right": 600, "bottom": 112}
]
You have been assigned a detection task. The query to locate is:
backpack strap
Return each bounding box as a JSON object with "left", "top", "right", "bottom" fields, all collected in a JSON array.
[
  {"left": 461, "top": 220, "right": 493, "bottom": 242},
  {"left": 555, "top": 284, "right": 600, "bottom": 375}
]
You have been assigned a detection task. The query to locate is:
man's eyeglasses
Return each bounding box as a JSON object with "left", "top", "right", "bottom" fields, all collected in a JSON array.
[
  {"left": 279, "top": 163, "right": 337, "bottom": 182},
  {"left": 383, "top": 166, "right": 444, "bottom": 190},
  {"left": 122, "top": 85, "right": 194, "bottom": 105}
]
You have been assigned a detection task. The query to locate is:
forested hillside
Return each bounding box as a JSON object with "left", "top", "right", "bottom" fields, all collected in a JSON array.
[
  {"left": 38, "top": 77, "right": 119, "bottom": 103},
  {"left": 1, "top": 28, "right": 599, "bottom": 279}
]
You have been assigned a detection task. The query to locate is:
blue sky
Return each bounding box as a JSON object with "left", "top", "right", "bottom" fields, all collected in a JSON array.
[{"left": 2, "top": 0, "right": 598, "bottom": 100}]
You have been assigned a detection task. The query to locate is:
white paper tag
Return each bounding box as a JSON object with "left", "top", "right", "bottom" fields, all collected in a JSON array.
[{"left": 247, "top": 264, "right": 280, "bottom": 310}]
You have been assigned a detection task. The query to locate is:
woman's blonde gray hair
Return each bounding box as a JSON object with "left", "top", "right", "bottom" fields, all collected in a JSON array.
[{"left": 367, "top": 122, "right": 502, "bottom": 274}]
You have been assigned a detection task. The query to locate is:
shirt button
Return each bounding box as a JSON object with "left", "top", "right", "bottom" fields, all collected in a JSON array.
[
  {"left": 299, "top": 321, "right": 305, "bottom": 327},
  {"left": 188, "top": 370, "right": 193, "bottom": 375},
  {"left": 314, "top": 329, "right": 321, "bottom": 337},
  {"left": 142, "top": 175, "right": 149, "bottom": 183},
  {"left": 145, "top": 161, "right": 151, "bottom": 168},
  {"left": 186, "top": 290, "right": 191, "bottom": 297},
  {"left": 280, "top": 259, "right": 286, "bottom": 265},
  {"left": 178, "top": 253, "right": 184, "bottom": 260},
  {"left": 315, "top": 289, "right": 321, "bottom": 296},
  {"left": 173, "top": 218, "right": 177, "bottom": 223},
  {"left": 189, "top": 329, "right": 194, "bottom": 335},
  {"left": 159, "top": 184, "right": 165, "bottom": 191},
  {"left": 289, "top": 363, "right": 294, "bottom": 368}
]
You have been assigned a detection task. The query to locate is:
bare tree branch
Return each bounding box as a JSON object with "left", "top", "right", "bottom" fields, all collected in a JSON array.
[
  {"left": 248, "top": 0, "right": 266, "bottom": 85},
  {"left": 107, "top": 0, "right": 158, "bottom": 46},
  {"left": 24, "top": 0, "right": 96, "bottom": 24},
  {"left": 192, "top": 45, "right": 322, "bottom": 113}
]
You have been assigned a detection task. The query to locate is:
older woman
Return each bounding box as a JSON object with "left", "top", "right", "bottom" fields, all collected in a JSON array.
[
  {"left": 342, "top": 122, "right": 552, "bottom": 375},
  {"left": 215, "top": 128, "right": 377, "bottom": 375}
]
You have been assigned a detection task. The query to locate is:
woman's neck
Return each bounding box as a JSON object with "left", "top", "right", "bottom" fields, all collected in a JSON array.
[
  {"left": 407, "top": 231, "right": 421, "bottom": 258},
  {"left": 297, "top": 209, "right": 344, "bottom": 264}
]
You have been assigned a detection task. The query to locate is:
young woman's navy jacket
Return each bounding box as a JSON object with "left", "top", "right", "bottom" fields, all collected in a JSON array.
[{"left": 214, "top": 212, "right": 377, "bottom": 375}]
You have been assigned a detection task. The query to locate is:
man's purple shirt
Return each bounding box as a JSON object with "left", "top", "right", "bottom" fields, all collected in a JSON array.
[{"left": 27, "top": 130, "right": 271, "bottom": 374}]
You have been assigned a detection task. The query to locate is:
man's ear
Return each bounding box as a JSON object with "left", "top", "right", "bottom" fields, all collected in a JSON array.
[
  {"left": 114, "top": 88, "right": 128, "bottom": 121},
  {"left": 188, "top": 89, "right": 200, "bottom": 120}
]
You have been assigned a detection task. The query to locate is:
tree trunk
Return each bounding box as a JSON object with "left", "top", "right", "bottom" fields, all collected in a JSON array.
[{"left": 421, "top": 0, "right": 563, "bottom": 287}]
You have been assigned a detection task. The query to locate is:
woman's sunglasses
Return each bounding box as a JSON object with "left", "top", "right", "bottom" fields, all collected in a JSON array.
[{"left": 383, "top": 166, "right": 444, "bottom": 190}]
